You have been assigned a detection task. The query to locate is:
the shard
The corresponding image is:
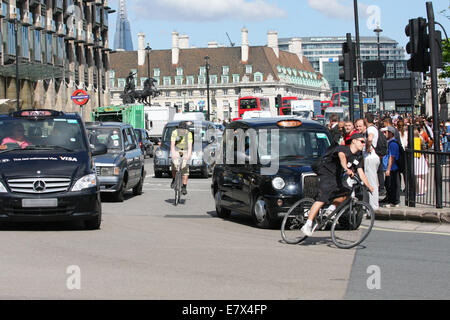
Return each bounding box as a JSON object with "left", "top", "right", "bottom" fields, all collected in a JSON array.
[{"left": 114, "top": 0, "right": 134, "bottom": 51}]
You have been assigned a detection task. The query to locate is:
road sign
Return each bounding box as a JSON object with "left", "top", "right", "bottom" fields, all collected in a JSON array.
[
  {"left": 71, "top": 89, "right": 90, "bottom": 106},
  {"left": 363, "top": 98, "right": 375, "bottom": 104}
]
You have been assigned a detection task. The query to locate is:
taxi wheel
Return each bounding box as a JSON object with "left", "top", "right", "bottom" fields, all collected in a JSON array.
[
  {"left": 155, "top": 171, "right": 162, "bottom": 178},
  {"left": 252, "top": 195, "right": 277, "bottom": 229},
  {"left": 215, "top": 190, "right": 231, "bottom": 218},
  {"left": 85, "top": 199, "right": 102, "bottom": 230}
]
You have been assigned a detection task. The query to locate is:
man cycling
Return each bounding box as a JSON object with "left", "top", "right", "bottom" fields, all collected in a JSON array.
[
  {"left": 301, "top": 133, "right": 374, "bottom": 236},
  {"left": 170, "top": 121, "right": 193, "bottom": 195}
]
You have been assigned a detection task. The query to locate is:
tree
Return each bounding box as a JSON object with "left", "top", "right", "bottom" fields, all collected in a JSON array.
[{"left": 439, "top": 39, "right": 450, "bottom": 79}]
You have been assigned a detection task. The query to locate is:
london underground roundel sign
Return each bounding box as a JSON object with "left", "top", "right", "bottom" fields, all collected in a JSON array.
[{"left": 71, "top": 89, "right": 90, "bottom": 106}]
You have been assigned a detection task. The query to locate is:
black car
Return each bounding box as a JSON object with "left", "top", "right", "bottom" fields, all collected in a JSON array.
[
  {"left": 86, "top": 122, "right": 145, "bottom": 202},
  {"left": 211, "top": 118, "right": 331, "bottom": 228},
  {"left": 134, "top": 128, "right": 153, "bottom": 158},
  {"left": 0, "top": 109, "right": 107, "bottom": 229},
  {"left": 153, "top": 120, "right": 220, "bottom": 178}
]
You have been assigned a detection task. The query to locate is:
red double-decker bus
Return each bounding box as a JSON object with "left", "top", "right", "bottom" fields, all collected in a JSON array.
[
  {"left": 320, "top": 100, "right": 332, "bottom": 115},
  {"left": 278, "top": 97, "right": 298, "bottom": 115},
  {"left": 238, "top": 96, "right": 270, "bottom": 118}
]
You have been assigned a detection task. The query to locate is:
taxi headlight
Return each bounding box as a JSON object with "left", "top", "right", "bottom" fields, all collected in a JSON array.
[
  {"left": 155, "top": 149, "right": 164, "bottom": 158},
  {"left": 0, "top": 181, "right": 8, "bottom": 193},
  {"left": 272, "top": 177, "right": 285, "bottom": 190},
  {"left": 72, "top": 174, "right": 97, "bottom": 191},
  {"left": 192, "top": 151, "right": 203, "bottom": 159}
]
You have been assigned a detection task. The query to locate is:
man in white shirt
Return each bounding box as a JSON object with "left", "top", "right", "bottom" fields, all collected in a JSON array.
[{"left": 364, "top": 113, "right": 380, "bottom": 210}]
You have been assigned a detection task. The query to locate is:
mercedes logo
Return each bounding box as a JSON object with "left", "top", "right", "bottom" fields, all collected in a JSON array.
[{"left": 33, "top": 180, "right": 46, "bottom": 192}]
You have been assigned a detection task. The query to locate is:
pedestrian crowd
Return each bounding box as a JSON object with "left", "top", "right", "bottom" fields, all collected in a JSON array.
[{"left": 326, "top": 112, "right": 450, "bottom": 209}]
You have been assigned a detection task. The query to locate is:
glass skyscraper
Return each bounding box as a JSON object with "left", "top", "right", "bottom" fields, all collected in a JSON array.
[{"left": 114, "top": 0, "right": 133, "bottom": 51}]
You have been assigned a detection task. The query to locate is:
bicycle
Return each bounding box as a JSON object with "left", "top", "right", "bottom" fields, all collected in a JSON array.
[
  {"left": 281, "top": 174, "right": 375, "bottom": 249},
  {"left": 172, "top": 154, "right": 187, "bottom": 206}
]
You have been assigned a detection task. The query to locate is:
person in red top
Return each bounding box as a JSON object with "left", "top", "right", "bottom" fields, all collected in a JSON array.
[
  {"left": 1, "top": 123, "right": 31, "bottom": 149},
  {"left": 342, "top": 121, "right": 358, "bottom": 145}
]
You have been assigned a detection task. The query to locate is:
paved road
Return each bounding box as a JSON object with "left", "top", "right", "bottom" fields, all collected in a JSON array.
[{"left": 0, "top": 159, "right": 448, "bottom": 300}]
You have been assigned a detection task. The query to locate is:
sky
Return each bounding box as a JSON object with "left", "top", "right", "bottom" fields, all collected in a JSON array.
[{"left": 107, "top": 0, "right": 450, "bottom": 51}]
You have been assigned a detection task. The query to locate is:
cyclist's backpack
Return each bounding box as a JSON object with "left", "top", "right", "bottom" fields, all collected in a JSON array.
[
  {"left": 311, "top": 143, "right": 338, "bottom": 174},
  {"left": 374, "top": 127, "right": 388, "bottom": 157}
]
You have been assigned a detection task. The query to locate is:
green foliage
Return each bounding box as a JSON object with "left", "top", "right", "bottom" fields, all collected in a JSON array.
[{"left": 440, "top": 39, "right": 450, "bottom": 79}]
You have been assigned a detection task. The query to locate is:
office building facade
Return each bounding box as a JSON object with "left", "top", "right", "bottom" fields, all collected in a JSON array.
[
  {"left": 0, "top": 0, "right": 112, "bottom": 119},
  {"left": 110, "top": 30, "right": 332, "bottom": 120},
  {"left": 113, "top": 0, "right": 132, "bottom": 51}
]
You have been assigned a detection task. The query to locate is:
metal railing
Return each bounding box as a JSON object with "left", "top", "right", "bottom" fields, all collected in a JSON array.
[{"left": 405, "top": 148, "right": 450, "bottom": 208}]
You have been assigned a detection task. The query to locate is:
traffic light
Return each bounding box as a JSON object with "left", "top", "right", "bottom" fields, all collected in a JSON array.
[
  {"left": 434, "top": 30, "right": 443, "bottom": 69},
  {"left": 338, "top": 38, "right": 356, "bottom": 82},
  {"left": 275, "top": 94, "right": 282, "bottom": 108},
  {"left": 184, "top": 103, "right": 189, "bottom": 112},
  {"left": 405, "top": 17, "right": 429, "bottom": 72}
]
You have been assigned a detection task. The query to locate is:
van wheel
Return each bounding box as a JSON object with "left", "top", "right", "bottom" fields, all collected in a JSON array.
[
  {"left": 252, "top": 195, "right": 277, "bottom": 229},
  {"left": 133, "top": 173, "right": 144, "bottom": 196},
  {"left": 85, "top": 199, "right": 102, "bottom": 230},
  {"left": 114, "top": 181, "right": 125, "bottom": 202},
  {"left": 202, "top": 166, "right": 209, "bottom": 178},
  {"left": 215, "top": 190, "right": 231, "bottom": 219}
]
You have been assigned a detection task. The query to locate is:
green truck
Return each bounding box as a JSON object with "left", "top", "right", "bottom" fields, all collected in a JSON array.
[{"left": 91, "top": 104, "right": 145, "bottom": 129}]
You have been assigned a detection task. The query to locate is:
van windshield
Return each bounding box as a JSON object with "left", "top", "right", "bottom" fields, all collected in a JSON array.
[
  {"left": 163, "top": 125, "right": 209, "bottom": 143},
  {"left": 0, "top": 118, "right": 87, "bottom": 152},
  {"left": 86, "top": 128, "right": 123, "bottom": 152}
]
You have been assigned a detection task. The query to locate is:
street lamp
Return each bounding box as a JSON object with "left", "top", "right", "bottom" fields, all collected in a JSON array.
[
  {"left": 145, "top": 43, "right": 151, "bottom": 106},
  {"left": 374, "top": 25, "right": 385, "bottom": 113},
  {"left": 204, "top": 56, "right": 210, "bottom": 121}
]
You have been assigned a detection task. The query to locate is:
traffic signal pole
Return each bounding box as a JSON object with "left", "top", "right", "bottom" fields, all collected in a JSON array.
[
  {"left": 426, "top": 2, "right": 442, "bottom": 208},
  {"left": 347, "top": 33, "right": 355, "bottom": 122},
  {"left": 353, "top": 0, "right": 364, "bottom": 119}
]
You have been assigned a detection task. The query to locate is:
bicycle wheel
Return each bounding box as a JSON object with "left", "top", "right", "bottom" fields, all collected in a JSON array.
[
  {"left": 331, "top": 201, "right": 374, "bottom": 249},
  {"left": 174, "top": 171, "right": 182, "bottom": 206},
  {"left": 281, "top": 198, "right": 314, "bottom": 244}
]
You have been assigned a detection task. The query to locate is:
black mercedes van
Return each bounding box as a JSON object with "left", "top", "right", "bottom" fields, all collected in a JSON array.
[{"left": 0, "top": 110, "right": 107, "bottom": 229}]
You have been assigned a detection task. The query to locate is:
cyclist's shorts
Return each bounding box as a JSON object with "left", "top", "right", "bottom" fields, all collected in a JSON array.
[
  {"left": 315, "top": 175, "right": 350, "bottom": 203},
  {"left": 172, "top": 155, "right": 189, "bottom": 175}
]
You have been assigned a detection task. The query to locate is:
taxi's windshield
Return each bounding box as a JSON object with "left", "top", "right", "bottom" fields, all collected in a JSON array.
[
  {"left": 258, "top": 129, "right": 330, "bottom": 163},
  {"left": 87, "top": 128, "right": 123, "bottom": 152},
  {"left": 0, "top": 118, "right": 87, "bottom": 152}
]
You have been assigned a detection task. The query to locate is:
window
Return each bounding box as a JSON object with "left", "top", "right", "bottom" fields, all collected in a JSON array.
[
  {"left": 20, "top": 26, "right": 30, "bottom": 58},
  {"left": 165, "top": 91, "right": 170, "bottom": 97},
  {"left": 118, "top": 78, "right": 126, "bottom": 88},
  {"left": 187, "top": 76, "right": 194, "bottom": 85},
  {"left": 232, "top": 74, "right": 240, "bottom": 83},
  {"left": 188, "top": 90, "right": 193, "bottom": 97},
  {"left": 110, "top": 78, "right": 115, "bottom": 88},
  {"left": 210, "top": 75, "right": 217, "bottom": 84},
  {"left": 7, "top": 22, "right": 15, "bottom": 55},
  {"left": 199, "top": 66, "right": 206, "bottom": 75},
  {"left": 34, "top": 30, "right": 42, "bottom": 61},
  {"left": 245, "top": 65, "right": 252, "bottom": 74},
  {"left": 154, "top": 68, "right": 160, "bottom": 77},
  {"left": 175, "top": 76, "right": 183, "bottom": 86},
  {"left": 163, "top": 76, "right": 171, "bottom": 86},
  {"left": 46, "top": 34, "right": 53, "bottom": 63},
  {"left": 198, "top": 76, "right": 206, "bottom": 85},
  {"left": 221, "top": 75, "right": 229, "bottom": 84},
  {"left": 176, "top": 67, "right": 183, "bottom": 76},
  {"left": 254, "top": 72, "right": 263, "bottom": 82},
  {"left": 223, "top": 89, "right": 228, "bottom": 95},
  {"left": 110, "top": 70, "right": 116, "bottom": 79},
  {"left": 222, "top": 66, "right": 229, "bottom": 75},
  {"left": 140, "top": 77, "right": 148, "bottom": 87}
]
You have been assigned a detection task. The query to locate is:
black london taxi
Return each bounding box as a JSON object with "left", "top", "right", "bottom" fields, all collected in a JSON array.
[
  {"left": 211, "top": 117, "right": 331, "bottom": 228},
  {"left": 85, "top": 122, "right": 145, "bottom": 202},
  {"left": 153, "top": 120, "right": 219, "bottom": 178},
  {"left": 0, "top": 110, "right": 107, "bottom": 229}
]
